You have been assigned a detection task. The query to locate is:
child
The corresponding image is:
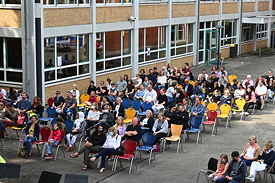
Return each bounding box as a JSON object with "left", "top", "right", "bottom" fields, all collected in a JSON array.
[
  {"left": 208, "top": 154, "right": 229, "bottom": 181},
  {"left": 44, "top": 123, "right": 62, "bottom": 160}
]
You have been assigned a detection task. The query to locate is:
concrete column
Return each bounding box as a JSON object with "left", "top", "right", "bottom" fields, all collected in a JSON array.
[
  {"left": 166, "top": 0, "right": 172, "bottom": 64},
  {"left": 91, "top": 0, "right": 96, "bottom": 82},
  {"left": 267, "top": 0, "right": 273, "bottom": 47},
  {"left": 237, "top": 0, "right": 243, "bottom": 55},
  {"left": 22, "top": 0, "right": 37, "bottom": 99},
  {"left": 132, "top": 0, "right": 139, "bottom": 78},
  {"left": 255, "top": 0, "right": 259, "bottom": 12},
  {"left": 193, "top": 0, "right": 200, "bottom": 66}
]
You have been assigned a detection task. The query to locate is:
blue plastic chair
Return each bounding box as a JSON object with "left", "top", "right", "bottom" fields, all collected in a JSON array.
[
  {"left": 138, "top": 102, "right": 153, "bottom": 116},
  {"left": 183, "top": 117, "right": 202, "bottom": 144},
  {"left": 136, "top": 132, "right": 156, "bottom": 164},
  {"left": 122, "top": 98, "right": 131, "bottom": 110},
  {"left": 39, "top": 107, "right": 56, "bottom": 126},
  {"left": 132, "top": 99, "right": 141, "bottom": 112},
  {"left": 64, "top": 120, "right": 74, "bottom": 133}
]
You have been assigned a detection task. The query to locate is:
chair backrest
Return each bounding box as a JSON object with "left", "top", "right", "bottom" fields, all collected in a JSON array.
[
  {"left": 220, "top": 104, "right": 231, "bottom": 116},
  {"left": 64, "top": 174, "right": 88, "bottom": 183},
  {"left": 64, "top": 120, "right": 74, "bottom": 133},
  {"left": 201, "top": 101, "right": 206, "bottom": 107},
  {"left": 235, "top": 98, "right": 246, "bottom": 110},
  {"left": 207, "top": 110, "right": 218, "bottom": 121},
  {"left": 79, "top": 94, "right": 90, "bottom": 104},
  {"left": 0, "top": 163, "right": 21, "bottom": 179},
  {"left": 201, "top": 88, "right": 206, "bottom": 94},
  {"left": 40, "top": 127, "right": 51, "bottom": 141},
  {"left": 207, "top": 102, "right": 218, "bottom": 111},
  {"left": 132, "top": 99, "right": 141, "bottom": 111},
  {"left": 125, "top": 108, "right": 136, "bottom": 119},
  {"left": 122, "top": 98, "right": 132, "bottom": 110},
  {"left": 141, "top": 102, "right": 153, "bottom": 112},
  {"left": 171, "top": 124, "right": 183, "bottom": 138},
  {"left": 96, "top": 96, "right": 101, "bottom": 104},
  {"left": 189, "top": 80, "right": 195, "bottom": 86},
  {"left": 47, "top": 97, "right": 54, "bottom": 107},
  {"left": 123, "top": 140, "right": 137, "bottom": 155},
  {"left": 38, "top": 171, "right": 62, "bottom": 183},
  {"left": 141, "top": 132, "right": 155, "bottom": 147},
  {"left": 190, "top": 118, "right": 202, "bottom": 129},
  {"left": 228, "top": 75, "right": 237, "bottom": 85},
  {"left": 47, "top": 107, "right": 56, "bottom": 118},
  {"left": 208, "top": 158, "right": 218, "bottom": 172}
]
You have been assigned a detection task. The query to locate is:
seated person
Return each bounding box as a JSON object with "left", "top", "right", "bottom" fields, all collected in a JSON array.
[
  {"left": 98, "top": 96, "right": 110, "bottom": 112},
  {"left": 246, "top": 140, "right": 275, "bottom": 182},
  {"left": 65, "top": 112, "right": 85, "bottom": 152},
  {"left": 86, "top": 91, "right": 97, "bottom": 106},
  {"left": 107, "top": 82, "right": 118, "bottom": 104},
  {"left": 191, "top": 82, "right": 205, "bottom": 103},
  {"left": 164, "top": 105, "right": 177, "bottom": 126},
  {"left": 44, "top": 123, "right": 62, "bottom": 160},
  {"left": 87, "top": 80, "right": 97, "bottom": 96},
  {"left": 28, "top": 96, "right": 44, "bottom": 117},
  {"left": 2, "top": 103, "right": 19, "bottom": 127},
  {"left": 209, "top": 154, "right": 229, "bottom": 181},
  {"left": 123, "top": 117, "right": 141, "bottom": 143},
  {"left": 219, "top": 89, "right": 232, "bottom": 105},
  {"left": 22, "top": 115, "right": 40, "bottom": 158},
  {"left": 243, "top": 86, "right": 256, "bottom": 116},
  {"left": 143, "top": 85, "right": 157, "bottom": 103},
  {"left": 216, "top": 151, "right": 247, "bottom": 183},
  {"left": 174, "top": 105, "right": 189, "bottom": 129},
  {"left": 62, "top": 91, "right": 77, "bottom": 120},
  {"left": 182, "top": 78, "right": 193, "bottom": 98},
  {"left": 86, "top": 104, "right": 100, "bottom": 131},
  {"left": 134, "top": 85, "right": 145, "bottom": 100},
  {"left": 152, "top": 113, "right": 168, "bottom": 145},
  {"left": 234, "top": 83, "right": 246, "bottom": 100},
  {"left": 140, "top": 110, "right": 155, "bottom": 133},
  {"left": 17, "top": 92, "right": 31, "bottom": 113},
  {"left": 113, "top": 116, "right": 126, "bottom": 136},
  {"left": 70, "top": 125, "right": 106, "bottom": 170},
  {"left": 152, "top": 88, "right": 168, "bottom": 114},
  {"left": 240, "top": 135, "right": 261, "bottom": 166},
  {"left": 113, "top": 97, "right": 124, "bottom": 118},
  {"left": 52, "top": 90, "right": 65, "bottom": 114},
  {"left": 90, "top": 127, "right": 121, "bottom": 173},
  {"left": 97, "top": 105, "right": 115, "bottom": 130},
  {"left": 255, "top": 81, "right": 267, "bottom": 110}
]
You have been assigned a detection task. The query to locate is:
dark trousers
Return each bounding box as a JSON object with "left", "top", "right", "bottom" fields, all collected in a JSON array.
[
  {"left": 240, "top": 156, "right": 253, "bottom": 166},
  {"left": 244, "top": 102, "right": 256, "bottom": 112},
  {"left": 78, "top": 145, "right": 102, "bottom": 166},
  {"left": 95, "top": 148, "right": 118, "bottom": 168},
  {"left": 23, "top": 136, "right": 37, "bottom": 153},
  {"left": 154, "top": 132, "right": 167, "bottom": 144},
  {"left": 216, "top": 177, "right": 241, "bottom": 183}
]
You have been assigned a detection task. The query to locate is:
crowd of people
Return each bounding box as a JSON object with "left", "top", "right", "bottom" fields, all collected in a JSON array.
[{"left": 0, "top": 63, "right": 274, "bottom": 180}]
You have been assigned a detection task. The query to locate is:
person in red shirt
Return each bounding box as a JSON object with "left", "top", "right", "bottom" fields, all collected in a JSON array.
[{"left": 44, "top": 123, "right": 62, "bottom": 160}]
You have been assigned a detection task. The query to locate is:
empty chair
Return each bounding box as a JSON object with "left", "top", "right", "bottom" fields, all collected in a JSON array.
[
  {"left": 184, "top": 119, "right": 202, "bottom": 144},
  {"left": 136, "top": 132, "right": 156, "bottom": 164},
  {"left": 202, "top": 110, "right": 218, "bottom": 136},
  {"left": 217, "top": 104, "right": 231, "bottom": 128},
  {"left": 64, "top": 174, "right": 88, "bottom": 183},
  {"left": 122, "top": 98, "right": 131, "bottom": 110},
  {"left": 196, "top": 157, "right": 218, "bottom": 183},
  {"left": 124, "top": 108, "right": 136, "bottom": 124},
  {"left": 39, "top": 107, "right": 56, "bottom": 126},
  {"left": 163, "top": 124, "right": 183, "bottom": 153},
  {"left": 138, "top": 102, "right": 153, "bottom": 116},
  {"left": 228, "top": 74, "right": 237, "bottom": 85},
  {"left": 232, "top": 98, "right": 246, "bottom": 120},
  {"left": 38, "top": 171, "right": 62, "bottom": 183},
  {"left": 207, "top": 102, "right": 218, "bottom": 111},
  {"left": 77, "top": 94, "right": 90, "bottom": 107},
  {"left": 132, "top": 99, "right": 141, "bottom": 112}
]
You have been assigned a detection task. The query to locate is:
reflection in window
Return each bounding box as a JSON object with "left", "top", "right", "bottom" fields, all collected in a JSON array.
[
  {"left": 105, "top": 31, "right": 121, "bottom": 58},
  {"left": 242, "top": 24, "right": 254, "bottom": 41},
  {"left": 79, "top": 64, "right": 89, "bottom": 75},
  {"left": 57, "top": 67, "right": 77, "bottom": 79},
  {"left": 222, "top": 19, "right": 237, "bottom": 45},
  {"left": 7, "top": 71, "right": 22, "bottom": 82},
  {"left": 96, "top": 0, "right": 131, "bottom": 4},
  {"left": 44, "top": 38, "right": 55, "bottom": 68},
  {"left": 57, "top": 36, "right": 77, "bottom": 66},
  {"left": 79, "top": 35, "right": 89, "bottom": 62},
  {"left": 96, "top": 33, "right": 104, "bottom": 60}
]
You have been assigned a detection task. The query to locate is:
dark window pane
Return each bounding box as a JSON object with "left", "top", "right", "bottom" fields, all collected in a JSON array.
[
  {"left": 171, "top": 25, "right": 176, "bottom": 47},
  {"left": 57, "top": 36, "right": 77, "bottom": 66},
  {"left": 79, "top": 35, "right": 89, "bottom": 63},
  {"left": 45, "top": 71, "right": 55, "bottom": 82},
  {"left": 176, "top": 24, "right": 186, "bottom": 46},
  {"left": 105, "top": 58, "right": 121, "bottom": 70},
  {"left": 188, "top": 24, "right": 193, "bottom": 44},
  {"left": 96, "top": 33, "right": 104, "bottom": 60},
  {"left": 139, "top": 54, "right": 144, "bottom": 63},
  {"left": 187, "top": 46, "right": 193, "bottom": 53},
  {"left": 79, "top": 64, "right": 89, "bottom": 75},
  {"left": 0, "top": 38, "right": 3, "bottom": 68},
  {"left": 171, "top": 48, "right": 175, "bottom": 56},
  {"left": 139, "top": 29, "right": 144, "bottom": 52},
  {"left": 105, "top": 31, "right": 121, "bottom": 58},
  {"left": 44, "top": 38, "right": 55, "bottom": 68},
  {"left": 146, "top": 27, "right": 158, "bottom": 51},
  {"left": 206, "top": 22, "right": 211, "bottom": 28},
  {"left": 122, "top": 57, "right": 131, "bottom": 66},
  {"left": 7, "top": 71, "right": 22, "bottom": 82},
  {"left": 176, "top": 47, "right": 186, "bottom": 55},
  {"left": 6, "top": 38, "right": 22, "bottom": 69},
  {"left": 159, "top": 50, "right": 166, "bottom": 58},
  {"left": 5, "top": 0, "right": 21, "bottom": 4},
  {"left": 123, "top": 30, "right": 131, "bottom": 55},
  {"left": 159, "top": 27, "right": 166, "bottom": 48},
  {"left": 225, "top": 21, "right": 232, "bottom": 38},
  {"left": 145, "top": 51, "right": 158, "bottom": 61},
  {"left": 200, "top": 22, "right": 204, "bottom": 29},
  {"left": 199, "top": 51, "right": 203, "bottom": 62},
  {"left": 0, "top": 71, "right": 4, "bottom": 81},
  {"left": 96, "top": 62, "right": 104, "bottom": 71},
  {"left": 57, "top": 66, "right": 77, "bottom": 79}
]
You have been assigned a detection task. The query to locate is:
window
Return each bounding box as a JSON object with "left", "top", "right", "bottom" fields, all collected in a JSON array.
[
  {"left": 43, "top": 0, "right": 90, "bottom": 5},
  {"left": 242, "top": 24, "right": 254, "bottom": 41},
  {"left": 171, "top": 24, "right": 193, "bottom": 57},
  {"left": 222, "top": 19, "right": 237, "bottom": 45},
  {"left": 96, "top": 30, "right": 131, "bottom": 72},
  {"left": 139, "top": 26, "right": 166, "bottom": 64},
  {"left": 256, "top": 24, "right": 268, "bottom": 39},
  {"left": 44, "top": 34, "right": 90, "bottom": 83},
  {"left": 96, "top": 0, "right": 131, "bottom": 4},
  {"left": 0, "top": 38, "right": 22, "bottom": 84},
  {"left": 5, "top": 0, "right": 21, "bottom": 4}
]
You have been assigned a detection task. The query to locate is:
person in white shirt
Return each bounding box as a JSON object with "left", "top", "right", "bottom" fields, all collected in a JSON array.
[
  {"left": 166, "top": 82, "right": 176, "bottom": 103},
  {"left": 143, "top": 85, "right": 157, "bottom": 103},
  {"left": 234, "top": 83, "right": 246, "bottom": 99},
  {"left": 242, "top": 75, "right": 254, "bottom": 89},
  {"left": 0, "top": 88, "right": 7, "bottom": 99},
  {"left": 86, "top": 105, "right": 100, "bottom": 130},
  {"left": 157, "top": 70, "right": 167, "bottom": 89},
  {"left": 70, "top": 84, "right": 80, "bottom": 105},
  {"left": 255, "top": 81, "right": 267, "bottom": 110},
  {"left": 90, "top": 127, "right": 121, "bottom": 173},
  {"left": 197, "top": 69, "right": 209, "bottom": 81},
  {"left": 132, "top": 74, "right": 142, "bottom": 88}
]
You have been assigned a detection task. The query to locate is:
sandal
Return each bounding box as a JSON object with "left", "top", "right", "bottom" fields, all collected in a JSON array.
[
  {"left": 99, "top": 168, "right": 105, "bottom": 173},
  {"left": 81, "top": 164, "right": 88, "bottom": 170},
  {"left": 70, "top": 153, "right": 78, "bottom": 158}
]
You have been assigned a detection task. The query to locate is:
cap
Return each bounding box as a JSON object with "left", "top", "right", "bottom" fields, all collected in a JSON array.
[{"left": 247, "top": 75, "right": 251, "bottom": 78}]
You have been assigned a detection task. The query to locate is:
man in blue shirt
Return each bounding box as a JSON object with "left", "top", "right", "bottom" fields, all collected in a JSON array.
[
  {"left": 17, "top": 92, "right": 31, "bottom": 113},
  {"left": 190, "top": 97, "right": 205, "bottom": 128}
]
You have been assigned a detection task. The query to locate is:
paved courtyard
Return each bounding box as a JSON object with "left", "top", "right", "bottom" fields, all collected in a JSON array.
[{"left": 1, "top": 50, "right": 275, "bottom": 183}]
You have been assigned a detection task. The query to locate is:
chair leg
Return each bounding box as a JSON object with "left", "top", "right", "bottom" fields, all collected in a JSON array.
[
  {"left": 163, "top": 140, "right": 166, "bottom": 152},
  {"left": 176, "top": 140, "right": 180, "bottom": 154},
  {"left": 17, "top": 141, "right": 22, "bottom": 154},
  {"left": 196, "top": 171, "right": 201, "bottom": 183},
  {"left": 149, "top": 150, "right": 153, "bottom": 164},
  {"left": 41, "top": 143, "right": 46, "bottom": 158},
  {"left": 211, "top": 124, "right": 215, "bottom": 136},
  {"left": 54, "top": 146, "right": 60, "bottom": 160},
  {"left": 36, "top": 144, "right": 41, "bottom": 156},
  {"left": 139, "top": 151, "right": 142, "bottom": 159},
  {"left": 226, "top": 118, "right": 229, "bottom": 128},
  {"left": 129, "top": 158, "right": 134, "bottom": 174},
  {"left": 196, "top": 132, "right": 200, "bottom": 144}
]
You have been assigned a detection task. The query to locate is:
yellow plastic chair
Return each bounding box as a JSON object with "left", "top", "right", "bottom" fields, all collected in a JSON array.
[
  {"left": 217, "top": 104, "right": 231, "bottom": 128},
  {"left": 232, "top": 98, "right": 246, "bottom": 120},
  {"left": 176, "top": 84, "right": 183, "bottom": 90},
  {"left": 124, "top": 108, "right": 136, "bottom": 123},
  {"left": 207, "top": 102, "right": 218, "bottom": 111},
  {"left": 163, "top": 124, "right": 183, "bottom": 154},
  {"left": 201, "top": 101, "right": 206, "bottom": 107},
  {"left": 189, "top": 80, "right": 195, "bottom": 86},
  {"left": 201, "top": 88, "right": 206, "bottom": 94},
  {"left": 96, "top": 96, "right": 101, "bottom": 104},
  {"left": 77, "top": 94, "right": 90, "bottom": 107},
  {"left": 228, "top": 75, "right": 237, "bottom": 85}
]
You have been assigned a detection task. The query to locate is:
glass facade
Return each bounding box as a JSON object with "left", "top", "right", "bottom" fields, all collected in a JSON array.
[
  {"left": 221, "top": 19, "right": 237, "bottom": 45},
  {"left": 43, "top": 0, "right": 90, "bottom": 5}
]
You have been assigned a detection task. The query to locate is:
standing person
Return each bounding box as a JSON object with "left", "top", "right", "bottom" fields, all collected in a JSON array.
[
  {"left": 44, "top": 123, "right": 62, "bottom": 160},
  {"left": 152, "top": 113, "right": 168, "bottom": 145},
  {"left": 240, "top": 135, "right": 261, "bottom": 166},
  {"left": 216, "top": 151, "right": 247, "bottom": 183},
  {"left": 22, "top": 115, "right": 40, "bottom": 158},
  {"left": 70, "top": 84, "right": 80, "bottom": 105},
  {"left": 52, "top": 90, "right": 65, "bottom": 114},
  {"left": 70, "top": 125, "right": 106, "bottom": 170},
  {"left": 190, "top": 97, "right": 205, "bottom": 128},
  {"left": 62, "top": 91, "right": 77, "bottom": 120},
  {"left": 28, "top": 96, "right": 44, "bottom": 117},
  {"left": 87, "top": 80, "right": 97, "bottom": 95},
  {"left": 90, "top": 127, "right": 121, "bottom": 173}
]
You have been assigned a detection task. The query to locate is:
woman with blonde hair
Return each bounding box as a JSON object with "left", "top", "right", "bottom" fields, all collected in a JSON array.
[
  {"left": 113, "top": 116, "right": 126, "bottom": 136},
  {"left": 240, "top": 135, "right": 261, "bottom": 166},
  {"left": 90, "top": 127, "right": 121, "bottom": 173}
]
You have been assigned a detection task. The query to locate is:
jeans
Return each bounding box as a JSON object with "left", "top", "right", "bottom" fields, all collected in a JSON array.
[
  {"left": 249, "top": 161, "right": 267, "bottom": 182},
  {"left": 267, "top": 89, "right": 274, "bottom": 98},
  {"left": 240, "top": 156, "right": 253, "bottom": 166},
  {"left": 78, "top": 145, "right": 102, "bottom": 166},
  {"left": 95, "top": 148, "right": 118, "bottom": 168},
  {"left": 46, "top": 140, "right": 60, "bottom": 155},
  {"left": 216, "top": 177, "right": 241, "bottom": 183},
  {"left": 23, "top": 136, "right": 37, "bottom": 153}
]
